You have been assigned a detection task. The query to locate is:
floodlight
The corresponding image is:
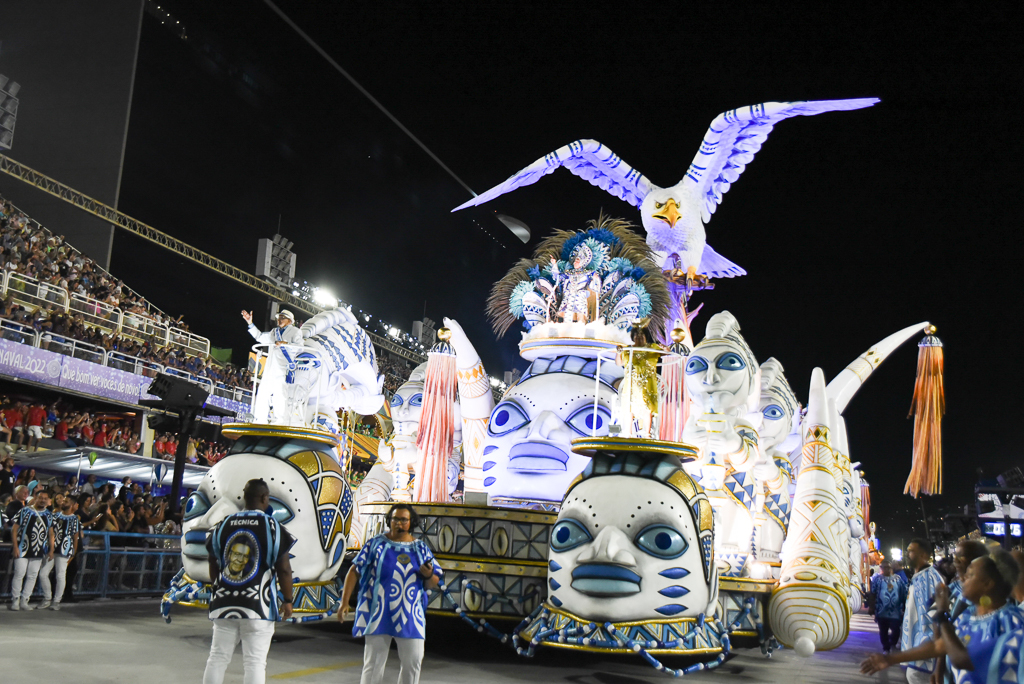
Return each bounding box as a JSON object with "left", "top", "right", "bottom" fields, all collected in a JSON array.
[
  {"left": 312, "top": 288, "right": 337, "bottom": 308},
  {"left": 890, "top": 548, "right": 903, "bottom": 562}
]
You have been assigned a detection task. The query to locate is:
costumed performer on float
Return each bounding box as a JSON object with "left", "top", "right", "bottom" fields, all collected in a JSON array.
[
  {"left": 861, "top": 547, "right": 1023, "bottom": 684},
  {"left": 338, "top": 503, "right": 441, "bottom": 684},
  {"left": 242, "top": 308, "right": 303, "bottom": 424}
]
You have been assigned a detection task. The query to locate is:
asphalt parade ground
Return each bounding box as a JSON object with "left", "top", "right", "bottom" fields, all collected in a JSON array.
[{"left": 0, "top": 600, "right": 909, "bottom": 683}]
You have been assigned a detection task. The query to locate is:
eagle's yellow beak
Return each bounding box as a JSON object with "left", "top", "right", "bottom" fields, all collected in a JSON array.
[{"left": 652, "top": 198, "right": 681, "bottom": 228}]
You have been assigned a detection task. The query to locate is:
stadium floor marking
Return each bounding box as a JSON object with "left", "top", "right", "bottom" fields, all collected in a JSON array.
[{"left": 270, "top": 659, "right": 363, "bottom": 679}]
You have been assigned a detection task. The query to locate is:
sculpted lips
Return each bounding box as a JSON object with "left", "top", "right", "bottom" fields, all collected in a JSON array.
[
  {"left": 570, "top": 563, "right": 642, "bottom": 596},
  {"left": 183, "top": 529, "right": 209, "bottom": 559},
  {"left": 507, "top": 442, "right": 570, "bottom": 471}
]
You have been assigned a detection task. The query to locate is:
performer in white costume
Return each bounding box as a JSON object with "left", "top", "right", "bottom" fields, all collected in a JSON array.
[{"left": 242, "top": 308, "right": 304, "bottom": 424}]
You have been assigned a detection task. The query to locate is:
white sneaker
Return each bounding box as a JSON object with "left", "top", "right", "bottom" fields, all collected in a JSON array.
[
  {"left": 39, "top": 600, "right": 51, "bottom": 610},
  {"left": 9, "top": 602, "right": 19, "bottom": 611},
  {"left": 20, "top": 600, "right": 32, "bottom": 610},
  {"left": 50, "top": 602, "right": 61, "bottom": 611}
]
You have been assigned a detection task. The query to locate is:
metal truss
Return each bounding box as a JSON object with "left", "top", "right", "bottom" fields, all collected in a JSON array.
[{"left": 0, "top": 154, "right": 426, "bottom": 364}]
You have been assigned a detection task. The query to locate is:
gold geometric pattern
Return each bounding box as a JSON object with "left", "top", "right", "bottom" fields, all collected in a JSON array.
[{"left": 286, "top": 450, "right": 352, "bottom": 551}]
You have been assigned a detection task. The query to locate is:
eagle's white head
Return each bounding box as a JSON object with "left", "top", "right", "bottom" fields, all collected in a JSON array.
[{"left": 638, "top": 184, "right": 705, "bottom": 271}]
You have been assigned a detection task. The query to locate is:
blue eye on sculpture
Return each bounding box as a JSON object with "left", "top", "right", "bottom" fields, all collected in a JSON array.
[
  {"left": 487, "top": 402, "right": 530, "bottom": 437},
  {"left": 551, "top": 518, "right": 593, "bottom": 552},
  {"left": 565, "top": 405, "right": 611, "bottom": 437},
  {"left": 634, "top": 524, "right": 689, "bottom": 560},
  {"left": 762, "top": 404, "right": 785, "bottom": 421},
  {"left": 389, "top": 394, "right": 403, "bottom": 408},
  {"left": 267, "top": 498, "right": 294, "bottom": 524},
  {"left": 685, "top": 356, "right": 708, "bottom": 374},
  {"left": 183, "top": 491, "right": 210, "bottom": 522},
  {"left": 408, "top": 393, "right": 423, "bottom": 408},
  {"left": 716, "top": 352, "right": 746, "bottom": 371}
]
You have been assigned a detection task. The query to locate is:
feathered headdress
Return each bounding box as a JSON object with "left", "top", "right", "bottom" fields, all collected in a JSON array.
[{"left": 487, "top": 214, "right": 670, "bottom": 337}]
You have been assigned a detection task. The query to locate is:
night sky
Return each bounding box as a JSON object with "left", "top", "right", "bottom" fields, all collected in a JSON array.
[{"left": 108, "top": 2, "right": 1022, "bottom": 551}]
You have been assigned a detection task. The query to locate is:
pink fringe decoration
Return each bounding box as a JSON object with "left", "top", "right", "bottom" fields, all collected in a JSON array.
[
  {"left": 658, "top": 354, "right": 688, "bottom": 442},
  {"left": 413, "top": 349, "right": 456, "bottom": 503},
  {"left": 861, "top": 479, "right": 871, "bottom": 530}
]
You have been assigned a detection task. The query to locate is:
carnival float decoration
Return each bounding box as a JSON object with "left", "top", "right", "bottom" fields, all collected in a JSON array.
[
  {"left": 249, "top": 307, "right": 386, "bottom": 430},
  {"left": 454, "top": 98, "right": 879, "bottom": 342},
  {"left": 161, "top": 97, "right": 952, "bottom": 677}
]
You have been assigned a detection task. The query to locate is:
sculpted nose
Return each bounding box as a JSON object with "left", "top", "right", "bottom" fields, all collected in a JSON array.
[
  {"left": 576, "top": 527, "right": 637, "bottom": 567},
  {"left": 703, "top": 365, "right": 718, "bottom": 385},
  {"left": 197, "top": 498, "right": 237, "bottom": 531},
  {"left": 527, "top": 410, "right": 569, "bottom": 441}
]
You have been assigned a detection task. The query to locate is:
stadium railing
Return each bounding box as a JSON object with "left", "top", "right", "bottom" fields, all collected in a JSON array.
[
  {"left": 0, "top": 314, "right": 253, "bottom": 404},
  {"left": 0, "top": 532, "right": 182, "bottom": 600},
  {"left": 1, "top": 269, "right": 211, "bottom": 360}
]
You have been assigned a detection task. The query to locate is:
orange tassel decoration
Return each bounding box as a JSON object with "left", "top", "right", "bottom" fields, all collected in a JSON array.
[
  {"left": 903, "top": 327, "right": 944, "bottom": 497},
  {"left": 658, "top": 324, "right": 689, "bottom": 442},
  {"left": 860, "top": 476, "right": 871, "bottom": 530},
  {"left": 413, "top": 328, "right": 457, "bottom": 503}
]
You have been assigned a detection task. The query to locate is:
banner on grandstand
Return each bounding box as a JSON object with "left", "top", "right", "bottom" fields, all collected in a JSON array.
[{"left": 0, "top": 338, "right": 247, "bottom": 416}]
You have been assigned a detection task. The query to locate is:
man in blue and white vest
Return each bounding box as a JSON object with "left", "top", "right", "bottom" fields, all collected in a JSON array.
[
  {"left": 38, "top": 495, "right": 81, "bottom": 610},
  {"left": 900, "top": 538, "right": 946, "bottom": 684},
  {"left": 9, "top": 488, "right": 54, "bottom": 611},
  {"left": 242, "top": 308, "right": 303, "bottom": 423},
  {"left": 203, "top": 479, "right": 295, "bottom": 684}
]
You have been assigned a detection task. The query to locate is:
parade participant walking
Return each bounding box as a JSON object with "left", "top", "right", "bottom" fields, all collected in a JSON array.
[
  {"left": 869, "top": 560, "right": 907, "bottom": 654},
  {"left": 9, "top": 488, "right": 54, "bottom": 610},
  {"left": 242, "top": 308, "right": 303, "bottom": 424},
  {"left": 338, "top": 504, "right": 441, "bottom": 684},
  {"left": 38, "top": 495, "right": 81, "bottom": 610},
  {"left": 898, "top": 538, "right": 946, "bottom": 684},
  {"left": 861, "top": 547, "right": 1024, "bottom": 684},
  {"left": 202, "top": 479, "right": 295, "bottom": 684}
]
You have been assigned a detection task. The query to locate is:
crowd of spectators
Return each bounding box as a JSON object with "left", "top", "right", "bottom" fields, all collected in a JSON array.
[
  {"left": 1, "top": 462, "right": 182, "bottom": 548},
  {"left": 378, "top": 354, "right": 413, "bottom": 395},
  {"left": 0, "top": 195, "right": 252, "bottom": 390},
  {"left": 0, "top": 392, "right": 230, "bottom": 466}
]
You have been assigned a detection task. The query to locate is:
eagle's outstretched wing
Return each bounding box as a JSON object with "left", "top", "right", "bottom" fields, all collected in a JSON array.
[
  {"left": 452, "top": 139, "right": 654, "bottom": 212},
  {"left": 683, "top": 99, "right": 879, "bottom": 223}
]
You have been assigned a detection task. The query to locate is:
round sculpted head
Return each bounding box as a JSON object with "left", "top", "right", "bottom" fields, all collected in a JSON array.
[
  {"left": 757, "top": 358, "right": 798, "bottom": 451},
  {"left": 388, "top": 363, "right": 427, "bottom": 469},
  {"left": 481, "top": 356, "right": 622, "bottom": 503},
  {"left": 547, "top": 452, "right": 717, "bottom": 622},
  {"left": 181, "top": 434, "right": 352, "bottom": 583},
  {"left": 684, "top": 311, "right": 759, "bottom": 416}
]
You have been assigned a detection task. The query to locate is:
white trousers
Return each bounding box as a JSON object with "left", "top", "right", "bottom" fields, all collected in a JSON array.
[
  {"left": 10, "top": 557, "right": 43, "bottom": 604},
  {"left": 361, "top": 634, "right": 424, "bottom": 684},
  {"left": 38, "top": 555, "right": 70, "bottom": 602},
  {"left": 203, "top": 618, "right": 276, "bottom": 684},
  {"left": 905, "top": 667, "right": 933, "bottom": 684}
]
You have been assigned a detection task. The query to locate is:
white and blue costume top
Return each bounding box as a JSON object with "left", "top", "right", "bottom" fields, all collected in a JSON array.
[
  {"left": 52, "top": 512, "right": 81, "bottom": 557},
  {"left": 900, "top": 565, "right": 945, "bottom": 673},
  {"left": 871, "top": 572, "right": 907, "bottom": 620},
  {"left": 206, "top": 510, "right": 296, "bottom": 621},
  {"left": 13, "top": 506, "right": 52, "bottom": 558},
  {"left": 949, "top": 603, "right": 1024, "bottom": 684},
  {"left": 351, "top": 535, "right": 442, "bottom": 640},
  {"left": 249, "top": 323, "right": 303, "bottom": 381}
]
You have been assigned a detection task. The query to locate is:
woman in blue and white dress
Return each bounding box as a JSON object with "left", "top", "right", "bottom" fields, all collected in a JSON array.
[
  {"left": 339, "top": 504, "right": 441, "bottom": 684},
  {"left": 861, "top": 547, "right": 1023, "bottom": 684}
]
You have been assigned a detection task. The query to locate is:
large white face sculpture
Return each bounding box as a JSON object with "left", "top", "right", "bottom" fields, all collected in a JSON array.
[
  {"left": 388, "top": 367, "right": 426, "bottom": 472},
  {"left": 181, "top": 436, "right": 352, "bottom": 584},
  {"left": 684, "top": 312, "right": 759, "bottom": 418},
  {"left": 547, "top": 453, "right": 716, "bottom": 622},
  {"left": 481, "top": 356, "right": 622, "bottom": 503},
  {"left": 757, "top": 359, "right": 798, "bottom": 453}
]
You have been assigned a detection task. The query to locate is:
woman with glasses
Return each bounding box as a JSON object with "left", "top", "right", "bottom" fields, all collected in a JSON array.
[{"left": 338, "top": 503, "right": 441, "bottom": 684}]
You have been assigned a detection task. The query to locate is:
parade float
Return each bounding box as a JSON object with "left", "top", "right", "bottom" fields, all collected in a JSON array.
[{"left": 162, "top": 98, "right": 946, "bottom": 675}]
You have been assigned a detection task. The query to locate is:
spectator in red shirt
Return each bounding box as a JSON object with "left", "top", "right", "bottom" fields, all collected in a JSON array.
[
  {"left": 25, "top": 402, "right": 46, "bottom": 451},
  {"left": 153, "top": 434, "right": 168, "bottom": 459},
  {"left": 53, "top": 414, "right": 69, "bottom": 444},
  {"left": 5, "top": 403, "right": 25, "bottom": 450},
  {"left": 80, "top": 420, "right": 95, "bottom": 444},
  {"left": 93, "top": 422, "right": 108, "bottom": 448}
]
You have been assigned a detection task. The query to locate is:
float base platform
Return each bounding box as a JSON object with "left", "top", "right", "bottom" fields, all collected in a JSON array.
[{"left": 1, "top": 599, "right": 883, "bottom": 683}]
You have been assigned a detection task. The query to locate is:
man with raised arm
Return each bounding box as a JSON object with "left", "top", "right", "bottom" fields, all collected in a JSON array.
[{"left": 241, "top": 308, "right": 303, "bottom": 423}]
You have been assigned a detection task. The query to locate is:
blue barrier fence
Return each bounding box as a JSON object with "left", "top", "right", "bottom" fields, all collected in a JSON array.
[{"left": 1, "top": 531, "right": 182, "bottom": 600}]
